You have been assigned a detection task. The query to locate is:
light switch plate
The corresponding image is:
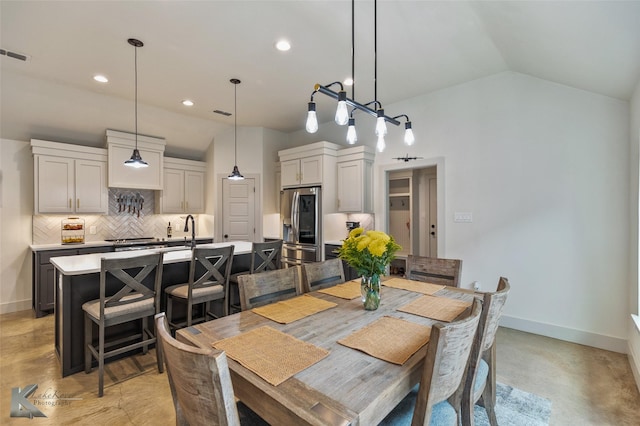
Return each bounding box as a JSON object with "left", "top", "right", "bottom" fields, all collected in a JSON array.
[{"left": 454, "top": 212, "right": 473, "bottom": 223}]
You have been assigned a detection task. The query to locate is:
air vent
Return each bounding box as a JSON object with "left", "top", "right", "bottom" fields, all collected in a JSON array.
[
  {"left": 213, "top": 109, "right": 232, "bottom": 116},
  {"left": 0, "top": 48, "right": 29, "bottom": 61}
]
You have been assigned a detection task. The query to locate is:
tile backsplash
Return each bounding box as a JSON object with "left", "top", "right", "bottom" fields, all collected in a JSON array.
[{"left": 33, "top": 188, "right": 202, "bottom": 244}]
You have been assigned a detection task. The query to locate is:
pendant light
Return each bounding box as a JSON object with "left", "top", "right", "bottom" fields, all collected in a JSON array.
[
  {"left": 228, "top": 78, "right": 244, "bottom": 181},
  {"left": 124, "top": 38, "right": 148, "bottom": 168},
  {"left": 306, "top": 0, "right": 415, "bottom": 151}
]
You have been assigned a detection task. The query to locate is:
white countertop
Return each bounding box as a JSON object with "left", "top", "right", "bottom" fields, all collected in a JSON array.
[
  {"left": 50, "top": 241, "right": 253, "bottom": 275},
  {"left": 30, "top": 236, "right": 213, "bottom": 251}
]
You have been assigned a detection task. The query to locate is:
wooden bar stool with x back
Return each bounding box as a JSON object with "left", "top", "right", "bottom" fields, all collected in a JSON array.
[
  {"left": 228, "top": 240, "right": 283, "bottom": 313},
  {"left": 82, "top": 252, "right": 164, "bottom": 397},
  {"left": 165, "top": 245, "right": 235, "bottom": 330}
]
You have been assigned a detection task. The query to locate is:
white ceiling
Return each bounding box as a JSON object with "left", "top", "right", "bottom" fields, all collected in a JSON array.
[{"left": 2, "top": 1, "right": 640, "bottom": 157}]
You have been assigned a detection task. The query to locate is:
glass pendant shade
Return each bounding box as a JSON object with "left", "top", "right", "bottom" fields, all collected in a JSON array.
[
  {"left": 376, "top": 135, "right": 386, "bottom": 152},
  {"left": 346, "top": 118, "right": 357, "bottom": 144},
  {"left": 335, "top": 91, "right": 349, "bottom": 125},
  {"left": 404, "top": 121, "right": 415, "bottom": 146}
]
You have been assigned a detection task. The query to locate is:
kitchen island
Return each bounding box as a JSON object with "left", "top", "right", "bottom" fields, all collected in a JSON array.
[{"left": 50, "top": 241, "right": 252, "bottom": 377}]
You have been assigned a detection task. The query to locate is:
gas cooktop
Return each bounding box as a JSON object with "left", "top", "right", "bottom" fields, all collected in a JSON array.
[{"left": 104, "top": 237, "right": 156, "bottom": 244}]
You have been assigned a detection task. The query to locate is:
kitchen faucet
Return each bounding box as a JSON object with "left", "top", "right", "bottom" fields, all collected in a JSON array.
[{"left": 183, "top": 215, "right": 196, "bottom": 249}]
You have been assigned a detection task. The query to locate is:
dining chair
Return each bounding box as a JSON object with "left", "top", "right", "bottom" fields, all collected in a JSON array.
[
  {"left": 83, "top": 252, "right": 164, "bottom": 397},
  {"left": 155, "top": 312, "right": 267, "bottom": 426},
  {"left": 228, "top": 240, "right": 283, "bottom": 313},
  {"left": 165, "top": 245, "right": 234, "bottom": 330},
  {"left": 378, "top": 299, "right": 482, "bottom": 426},
  {"left": 457, "top": 276, "right": 511, "bottom": 426},
  {"left": 301, "top": 258, "right": 345, "bottom": 293},
  {"left": 237, "top": 267, "right": 301, "bottom": 311},
  {"left": 405, "top": 255, "right": 463, "bottom": 287}
]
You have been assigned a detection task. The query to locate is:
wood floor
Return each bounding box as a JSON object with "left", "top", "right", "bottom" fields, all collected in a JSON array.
[{"left": 1, "top": 309, "right": 639, "bottom": 425}]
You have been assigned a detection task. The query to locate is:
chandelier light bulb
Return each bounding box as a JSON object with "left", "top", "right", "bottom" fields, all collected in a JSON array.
[
  {"left": 335, "top": 91, "right": 349, "bottom": 125},
  {"left": 376, "top": 135, "right": 386, "bottom": 152},
  {"left": 404, "top": 121, "right": 415, "bottom": 146},
  {"left": 346, "top": 117, "right": 357, "bottom": 144},
  {"left": 306, "top": 102, "right": 318, "bottom": 133},
  {"left": 375, "top": 109, "right": 387, "bottom": 136}
]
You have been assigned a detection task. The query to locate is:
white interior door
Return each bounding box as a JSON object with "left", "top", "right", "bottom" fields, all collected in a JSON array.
[
  {"left": 222, "top": 178, "right": 256, "bottom": 242},
  {"left": 428, "top": 175, "right": 438, "bottom": 257}
]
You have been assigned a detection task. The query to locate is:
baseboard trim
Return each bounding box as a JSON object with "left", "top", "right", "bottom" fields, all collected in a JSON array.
[
  {"left": 500, "top": 315, "right": 627, "bottom": 354},
  {"left": 629, "top": 315, "right": 640, "bottom": 393},
  {"left": 0, "top": 299, "right": 31, "bottom": 315}
]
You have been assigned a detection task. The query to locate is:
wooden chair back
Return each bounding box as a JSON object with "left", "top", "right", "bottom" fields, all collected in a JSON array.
[
  {"left": 189, "top": 245, "right": 234, "bottom": 317},
  {"left": 250, "top": 240, "right": 283, "bottom": 273},
  {"left": 459, "top": 276, "right": 511, "bottom": 426},
  {"left": 155, "top": 313, "right": 240, "bottom": 426},
  {"left": 411, "top": 299, "right": 482, "bottom": 425},
  {"left": 99, "top": 252, "right": 164, "bottom": 324},
  {"left": 301, "top": 259, "right": 345, "bottom": 293},
  {"left": 237, "top": 267, "right": 301, "bottom": 310},
  {"left": 405, "top": 255, "right": 462, "bottom": 287}
]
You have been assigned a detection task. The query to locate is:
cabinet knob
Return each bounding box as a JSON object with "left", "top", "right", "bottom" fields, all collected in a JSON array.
[
  {"left": 430, "top": 231, "right": 435, "bottom": 236},
  {"left": 224, "top": 234, "right": 229, "bottom": 239}
]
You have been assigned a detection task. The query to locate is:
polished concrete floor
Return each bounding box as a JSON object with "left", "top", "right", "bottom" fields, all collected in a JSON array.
[{"left": 1, "top": 309, "right": 639, "bottom": 425}]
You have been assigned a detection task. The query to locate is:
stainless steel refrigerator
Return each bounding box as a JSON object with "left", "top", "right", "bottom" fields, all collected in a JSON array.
[{"left": 280, "top": 186, "right": 322, "bottom": 267}]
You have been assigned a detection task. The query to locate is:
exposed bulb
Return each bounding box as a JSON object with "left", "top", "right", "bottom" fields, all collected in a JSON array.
[
  {"left": 376, "top": 135, "right": 386, "bottom": 152},
  {"left": 404, "top": 128, "right": 415, "bottom": 146},
  {"left": 335, "top": 91, "right": 349, "bottom": 125},
  {"left": 375, "top": 109, "right": 387, "bottom": 136},
  {"left": 346, "top": 118, "right": 357, "bottom": 144},
  {"left": 306, "top": 111, "right": 318, "bottom": 133}
]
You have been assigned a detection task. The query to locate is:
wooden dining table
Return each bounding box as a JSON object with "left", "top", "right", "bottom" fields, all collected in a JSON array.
[{"left": 176, "top": 279, "right": 476, "bottom": 426}]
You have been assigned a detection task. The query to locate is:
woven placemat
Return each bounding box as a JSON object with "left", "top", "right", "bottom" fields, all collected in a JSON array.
[
  {"left": 212, "top": 326, "right": 329, "bottom": 386},
  {"left": 252, "top": 295, "right": 337, "bottom": 324},
  {"left": 338, "top": 316, "right": 431, "bottom": 365},
  {"left": 318, "top": 279, "right": 362, "bottom": 300},
  {"left": 382, "top": 277, "right": 445, "bottom": 295},
  {"left": 398, "top": 294, "right": 472, "bottom": 322}
]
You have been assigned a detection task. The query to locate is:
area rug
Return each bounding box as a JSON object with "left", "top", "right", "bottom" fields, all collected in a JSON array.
[{"left": 378, "top": 382, "right": 551, "bottom": 426}]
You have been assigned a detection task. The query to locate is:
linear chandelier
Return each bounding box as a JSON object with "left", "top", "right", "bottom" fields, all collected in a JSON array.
[{"left": 305, "top": 0, "right": 414, "bottom": 152}]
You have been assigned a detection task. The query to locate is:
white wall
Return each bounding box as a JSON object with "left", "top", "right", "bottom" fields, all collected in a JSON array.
[
  {"left": 292, "top": 71, "right": 630, "bottom": 353},
  {"left": 0, "top": 139, "right": 33, "bottom": 314}
]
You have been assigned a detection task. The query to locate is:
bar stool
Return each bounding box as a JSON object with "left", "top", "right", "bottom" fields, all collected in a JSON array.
[{"left": 82, "top": 252, "right": 164, "bottom": 397}]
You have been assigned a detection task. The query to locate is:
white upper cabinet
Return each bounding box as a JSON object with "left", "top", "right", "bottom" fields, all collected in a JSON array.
[
  {"left": 106, "top": 130, "right": 165, "bottom": 190},
  {"left": 157, "top": 157, "right": 206, "bottom": 214},
  {"left": 337, "top": 145, "right": 375, "bottom": 213},
  {"left": 32, "top": 140, "right": 108, "bottom": 214},
  {"left": 278, "top": 141, "right": 340, "bottom": 189}
]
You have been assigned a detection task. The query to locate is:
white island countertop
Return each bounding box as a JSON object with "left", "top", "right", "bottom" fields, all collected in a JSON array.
[{"left": 50, "top": 241, "right": 252, "bottom": 276}]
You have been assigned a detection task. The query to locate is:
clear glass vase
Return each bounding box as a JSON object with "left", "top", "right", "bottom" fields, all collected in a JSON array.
[{"left": 361, "top": 274, "right": 381, "bottom": 310}]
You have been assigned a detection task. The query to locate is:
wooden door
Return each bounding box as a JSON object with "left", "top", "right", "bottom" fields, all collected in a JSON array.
[
  {"left": 37, "top": 156, "right": 74, "bottom": 213},
  {"left": 222, "top": 178, "right": 256, "bottom": 242},
  {"left": 75, "top": 159, "right": 107, "bottom": 213}
]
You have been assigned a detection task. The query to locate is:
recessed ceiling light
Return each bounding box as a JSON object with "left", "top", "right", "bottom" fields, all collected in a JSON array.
[
  {"left": 275, "top": 40, "right": 291, "bottom": 52},
  {"left": 182, "top": 100, "right": 194, "bottom": 107},
  {"left": 343, "top": 78, "right": 354, "bottom": 86},
  {"left": 93, "top": 75, "right": 108, "bottom": 83}
]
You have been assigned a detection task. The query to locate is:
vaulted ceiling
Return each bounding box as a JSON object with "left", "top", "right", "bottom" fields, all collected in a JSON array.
[{"left": 2, "top": 1, "right": 640, "bottom": 157}]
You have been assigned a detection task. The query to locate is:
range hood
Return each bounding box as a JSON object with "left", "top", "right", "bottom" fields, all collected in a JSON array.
[{"left": 106, "top": 130, "right": 165, "bottom": 190}]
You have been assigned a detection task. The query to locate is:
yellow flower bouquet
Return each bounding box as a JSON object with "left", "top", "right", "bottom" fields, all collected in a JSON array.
[{"left": 337, "top": 228, "right": 401, "bottom": 310}]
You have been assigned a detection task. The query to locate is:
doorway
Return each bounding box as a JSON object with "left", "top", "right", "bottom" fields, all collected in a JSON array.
[
  {"left": 378, "top": 158, "right": 444, "bottom": 259},
  {"left": 218, "top": 175, "right": 260, "bottom": 242}
]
